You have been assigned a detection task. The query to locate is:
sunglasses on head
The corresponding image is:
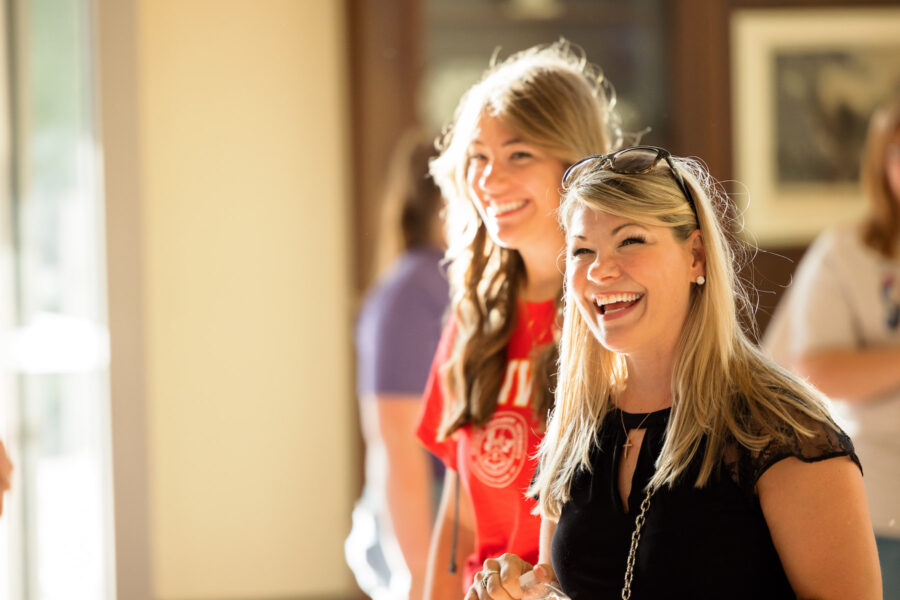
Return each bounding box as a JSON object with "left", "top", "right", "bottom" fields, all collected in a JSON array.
[{"left": 562, "top": 145, "right": 699, "bottom": 227}]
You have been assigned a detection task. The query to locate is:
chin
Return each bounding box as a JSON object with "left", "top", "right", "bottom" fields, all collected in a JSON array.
[
  {"left": 594, "top": 330, "right": 635, "bottom": 355},
  {"left": 598, "top": 341, "right": 628, "bottom": 355},
  {"left": 584, "top": 325, "right": 618, "bottom": 353},
  {"left": 485, "top": 229, "right": 524, "bottom": 250}
]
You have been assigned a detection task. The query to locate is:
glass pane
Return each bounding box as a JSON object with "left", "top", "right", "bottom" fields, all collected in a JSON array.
[
  {"left": 425, "top": 0, "right": 669, "bottom": 145},
  {"left": 1, "top": 0, "right": 113, "bottom": 598}
]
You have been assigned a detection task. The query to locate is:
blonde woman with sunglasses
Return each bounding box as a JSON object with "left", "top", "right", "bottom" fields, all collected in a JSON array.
[{"left": 469, "top": 147, "right": 880, "bottom": 600}]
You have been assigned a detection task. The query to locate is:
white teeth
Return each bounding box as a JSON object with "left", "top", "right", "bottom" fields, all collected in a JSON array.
[
  {"left": 592, "top": 293, "right": 642, "bottom": 309},
  {"left": 488, "top": 199, "right": 528, "bottom": 215}
]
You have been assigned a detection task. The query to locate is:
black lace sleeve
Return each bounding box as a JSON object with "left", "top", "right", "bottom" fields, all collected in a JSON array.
[{"left": 727, "top": 407, "right": 862, "bottom": 498}]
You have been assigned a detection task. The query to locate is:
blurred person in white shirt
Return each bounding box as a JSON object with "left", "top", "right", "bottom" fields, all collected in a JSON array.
[{"left": 765, "top": 97, "right": 900, "bottom": 598}]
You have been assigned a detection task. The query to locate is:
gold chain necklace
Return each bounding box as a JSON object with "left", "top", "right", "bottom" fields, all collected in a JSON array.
[{"left": 619, "top": 408, "right": 652, "bottom": 460}]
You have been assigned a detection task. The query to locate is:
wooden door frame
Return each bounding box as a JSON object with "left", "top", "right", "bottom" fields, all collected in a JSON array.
[{"left": 346, "top": 0, "right": 426, "bottom": 294}]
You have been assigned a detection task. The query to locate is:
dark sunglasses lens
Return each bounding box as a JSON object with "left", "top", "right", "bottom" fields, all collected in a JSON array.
[{"left": 609, "top": 148, "right": 661, "bottom": 174}]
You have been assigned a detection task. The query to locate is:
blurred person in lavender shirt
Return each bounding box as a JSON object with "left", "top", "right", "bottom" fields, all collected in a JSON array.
[{"left": 345, "top": 131, "right": 448, "bottom": 600}]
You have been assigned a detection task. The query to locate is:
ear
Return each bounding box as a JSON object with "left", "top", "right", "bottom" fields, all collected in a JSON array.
[{"left": 688, "top": 230, "right": 706, "bottom": 281}]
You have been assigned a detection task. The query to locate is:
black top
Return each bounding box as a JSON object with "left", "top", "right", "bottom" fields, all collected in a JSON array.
[{"left": 552, "top": 406, "right": 860, "bottom": 599}]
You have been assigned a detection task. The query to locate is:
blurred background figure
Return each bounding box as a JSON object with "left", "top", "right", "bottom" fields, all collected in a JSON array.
[
  {"left": 765, "top": 97, "right": 900, "bottom": 598},
  {"left": 345, "top": 131, "right": 448, "bottom": 600},
  {"left": 0, "top": 439, "right": 10, "bottom": 517}
]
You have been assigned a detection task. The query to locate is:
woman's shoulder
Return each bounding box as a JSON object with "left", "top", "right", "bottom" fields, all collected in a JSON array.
[
  {"left": 725, "top": 393, "right": 860, "bottom": 494},
  {"left": 801, "top": 225, "right": 879, "bottom": 273},
  {"left": 361, "top": 249, "right": 448, "bottom": 321},
  {"left": 809, "top": 225, "right": 858, "bottom": 250},
  {"left": 381, "top": 247, "right": 447, "bottom": 298}
]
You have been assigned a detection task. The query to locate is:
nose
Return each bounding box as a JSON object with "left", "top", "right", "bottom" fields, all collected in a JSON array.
[
  {"left": 587, "top": 252, "right": 620, "bottom": 283},
  {"left": 477, "top": 160, "right": 508, "bottom": 192}
]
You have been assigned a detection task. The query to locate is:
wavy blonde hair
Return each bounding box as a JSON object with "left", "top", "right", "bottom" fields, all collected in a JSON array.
[
  {"left": 860, "top": 97, "right": 900, "bottom": 258},
  {"left": 535, "top": 155, "right": 839, "bottom": 520},
  {"left": 429, "top": 40, "right": 619, "bottom": 437}
]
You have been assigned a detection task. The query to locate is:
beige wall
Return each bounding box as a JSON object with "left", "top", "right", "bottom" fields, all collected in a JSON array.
[{"left": 100, "top": 1, "right": 355, "bottom": 598}]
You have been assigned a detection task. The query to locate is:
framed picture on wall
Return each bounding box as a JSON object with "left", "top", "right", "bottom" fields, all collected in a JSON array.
[{"left": 731, "top": 7, "right": 900, "bottom": 246}]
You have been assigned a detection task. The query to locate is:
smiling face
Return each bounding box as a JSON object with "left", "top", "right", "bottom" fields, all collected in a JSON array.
[
  {"left": 566, "top": 205, "right": 705, "bottom": 359},
  {"left": 466, "top": 114, "right": 568, "bottom": 254}
]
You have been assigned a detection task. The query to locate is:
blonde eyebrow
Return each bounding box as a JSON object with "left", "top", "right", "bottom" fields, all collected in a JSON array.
[
  {"left": 611, "top": 222, "right": 647, "bottom": 235},
  {"left": 470, "top": 137, "right": 525, "bottom": 147},
  {"left": 568, "top": 222, "right": 645, "bottom": 241}
]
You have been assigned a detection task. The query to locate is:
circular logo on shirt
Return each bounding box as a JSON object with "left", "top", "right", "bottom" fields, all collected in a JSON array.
[{"left": 468, "top": 412, "right": 529, "bottom": 488}]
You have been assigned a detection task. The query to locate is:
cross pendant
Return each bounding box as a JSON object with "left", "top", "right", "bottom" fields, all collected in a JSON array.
[{"left": 622, "top": 437, "right": 633, "bottom": 460}]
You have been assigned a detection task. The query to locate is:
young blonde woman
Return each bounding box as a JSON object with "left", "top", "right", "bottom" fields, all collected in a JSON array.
[
  {"left": 415, "top": 41, "right": 619, "bottom": 599},
  {"left": 469, "top": 147, "right": 881, "bottom": 599},
  {"left": 766, "top": 97, "right": 900, "bottom": 596}
]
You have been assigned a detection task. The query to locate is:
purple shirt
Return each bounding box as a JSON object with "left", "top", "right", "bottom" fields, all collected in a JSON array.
[{"left": 356, "top": 246, "right": 449, "bottom": 396}]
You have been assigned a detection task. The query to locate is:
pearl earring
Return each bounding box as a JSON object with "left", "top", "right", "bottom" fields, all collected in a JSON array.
[{"left": 696, "top": 275, "right": 706, "bottom": 286}]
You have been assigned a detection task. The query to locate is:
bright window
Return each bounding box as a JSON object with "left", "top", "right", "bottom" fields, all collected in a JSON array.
[{"left": 0, "top": 0, "right": 113, "bottom": 598}]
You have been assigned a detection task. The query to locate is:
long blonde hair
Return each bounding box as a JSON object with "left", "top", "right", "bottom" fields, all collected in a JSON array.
[
  {"left": 860, "top": 97, "right": 900, "bottom": 258},
  {"left": 535, "top": 155, "right": 839, "bottom": 520},
  {"left": 429, "top": 40, "right": 620, "bottom": 437}
]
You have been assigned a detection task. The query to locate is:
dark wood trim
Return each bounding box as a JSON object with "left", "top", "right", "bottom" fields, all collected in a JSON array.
[
  {"left": 344, "top": 5, "right": 425, "bottom": 598},
  {"left": 346, "top": 0, "right": 425, "bottom": 294},
  {"left": 668, "top": 0, "right": 733, "bottom": 183}
]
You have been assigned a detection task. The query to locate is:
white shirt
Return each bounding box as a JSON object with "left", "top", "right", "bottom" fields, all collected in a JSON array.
[{"left": 765, "top": 226, "right": 900, "bottom": 538}]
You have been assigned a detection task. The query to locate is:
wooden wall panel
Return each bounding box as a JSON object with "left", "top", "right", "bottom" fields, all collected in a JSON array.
[
  {"left": 669, "top": 0, "right": 899, "bottom": 334},
  {"left": 347, "top": 0, "right": 425, "bottom": 294},
  {"left": 668, "top": 0, "right": 733, "bottom": 183}
]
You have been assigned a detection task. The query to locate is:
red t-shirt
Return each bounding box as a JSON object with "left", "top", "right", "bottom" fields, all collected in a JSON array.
[{"left": 416, "top": 300, "right": 555, "bottom": 591}]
